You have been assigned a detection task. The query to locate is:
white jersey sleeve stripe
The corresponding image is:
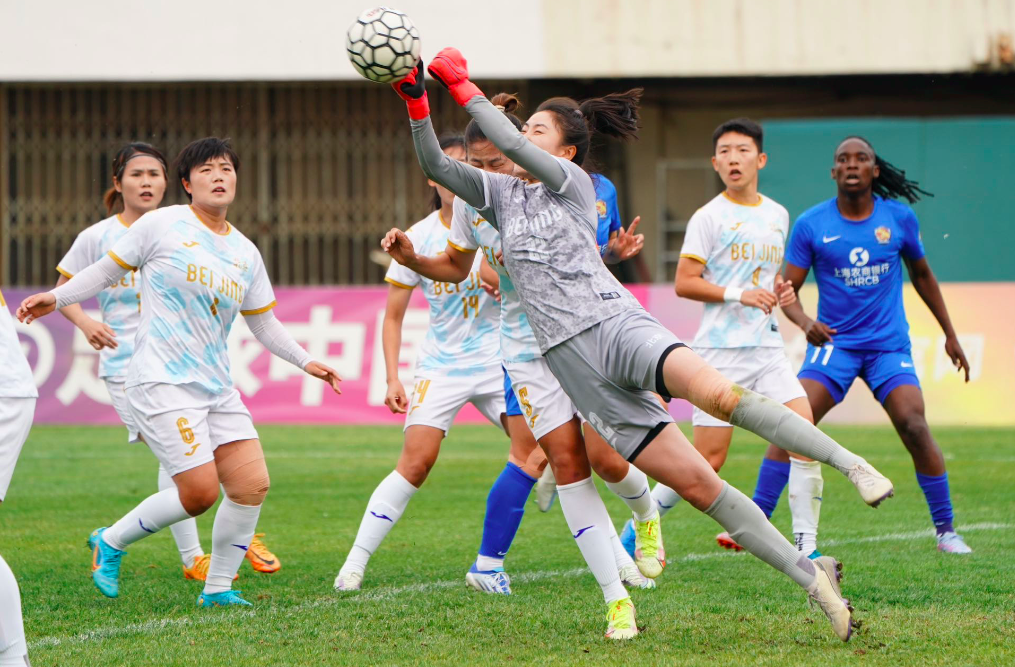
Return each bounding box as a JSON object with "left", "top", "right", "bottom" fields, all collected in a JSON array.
[
  {"left": 107, "top": 250, "right": 137, "bottom": 271},
  {"left": 384, "top": 277, "right": 415, "bottom": 290},
  {"left": 239, "top": 300, "right": 277, "bottom": 316}
]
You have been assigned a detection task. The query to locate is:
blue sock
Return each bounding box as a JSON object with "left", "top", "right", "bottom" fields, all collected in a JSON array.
[
  {"left": 751, "top": 458, "right": 790, "bottom": 519},
  {"left": 477, "top": 463, "right": 537, "bottom": 565},
  {"left": 916, "top": 472, "right": 955, "bottom": 535}
]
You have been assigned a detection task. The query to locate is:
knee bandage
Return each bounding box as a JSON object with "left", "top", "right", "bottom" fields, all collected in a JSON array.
[
  {"left": 217, "top": 441, "right": 270, "bottom": 506},
  {"left": 685, "top": 366, "right": 742, "bottom": 422}
]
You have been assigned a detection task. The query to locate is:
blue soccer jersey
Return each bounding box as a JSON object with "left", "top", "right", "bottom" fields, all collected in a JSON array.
[
  {"left": 785, "top": 196, "right": 925, "bottom": 351},
  {"left": 593, "top": 174, "right": 623, "bottom": 257}
]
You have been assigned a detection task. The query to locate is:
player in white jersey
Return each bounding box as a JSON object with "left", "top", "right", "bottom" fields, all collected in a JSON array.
[
  {"left": 635, "top": 119, "right": 829, "bottom": 568},
  {"left": 453, "top": 97, "right": 660, "bottom": 593},
  {"left": 54, "top": 142, "right": 283, "bottom": 582},
  {"left": 334, "top": 134, "right": 510, "bottom": 593},
  {"left": 0, "top": 289, "right": 37, "bottom": 667},
  {"left": 19, "top": 137, "right": 341, "bottom": 608}
]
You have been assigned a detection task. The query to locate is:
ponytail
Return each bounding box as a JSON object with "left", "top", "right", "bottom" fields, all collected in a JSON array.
[
  {"left": 537, "top": 88, "right": 642, "bottom": 168},
  {"left": 103, "top": 142, "right": 168, "bottom": 215}
]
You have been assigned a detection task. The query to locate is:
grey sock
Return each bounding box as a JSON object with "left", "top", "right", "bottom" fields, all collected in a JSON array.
[
  {"left": 729, "top": 388, "right": 862, "bottom": 474},
  {"left": 704, "top": 482, "right": 817, "bottom": 589}
]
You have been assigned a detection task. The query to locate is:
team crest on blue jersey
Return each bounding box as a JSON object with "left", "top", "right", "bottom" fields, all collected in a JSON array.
[
  {"left": 875, "top": 226, "right": 892, "bottom": 244},
  {"left": 595, "top": 200, "right": 607, "bottom": 218}
]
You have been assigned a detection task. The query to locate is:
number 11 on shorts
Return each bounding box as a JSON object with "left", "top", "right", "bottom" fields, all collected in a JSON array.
[
  {"left": 810, "top": 345, "right": 835, "bottom": 366},
  {"left": 177, "top": 417, "right": 201, "bottom": 457}
]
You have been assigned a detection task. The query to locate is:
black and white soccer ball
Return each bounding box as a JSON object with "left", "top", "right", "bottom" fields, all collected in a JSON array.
[{"left": 346, "top": 7, "right": 421, "bottom": 83}]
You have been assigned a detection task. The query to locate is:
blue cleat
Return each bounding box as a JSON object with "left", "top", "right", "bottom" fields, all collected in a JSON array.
[
  {"left": 197, "top": 589, "right": 253, "bottom": 607},
  {"left": 88, "top": 527, "right": 125, "bottom": 599},
  {"left": 465, "top": 563, "right": 512, "bottom": 595},
  {"left": 619, "top": 519, "right": 636, "bottom": 559}
]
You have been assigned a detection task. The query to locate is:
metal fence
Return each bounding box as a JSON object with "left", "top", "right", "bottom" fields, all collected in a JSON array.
[{"left": 0, "top": 81, "right": 526, "bottom": 286}]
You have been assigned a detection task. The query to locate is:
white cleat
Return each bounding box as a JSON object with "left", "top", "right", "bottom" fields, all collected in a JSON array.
[
  {"left": 605, "top": 597, "right": 638, "bottom": 640},
  {"left": 845, "top": 461, "right": 894, "bottom": 507},
  {"left": 807, "top": 566, "right": 853, "bottom": 641},
  {"left": 535, "top": 466, "right": 557, "bottom": 512},
  {"left": 937, "top": 531, "right": 972, "bottom": 554},
  {"left": 619, "top": 563, "right": 656, "bottom": 590},
  {"left": 334, "top": 567, "right": 364, "bottom": 592},
  {"left": 812, "top": 555, "right": 844, "bottom": 601},
  {"left": 465, "top": 565, "right": 512, "bottom": 595}
]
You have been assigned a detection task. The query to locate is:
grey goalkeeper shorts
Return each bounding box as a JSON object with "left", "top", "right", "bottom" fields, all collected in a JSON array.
[{"left": 544, "top": 309, "right": 685, "bottom": 462}]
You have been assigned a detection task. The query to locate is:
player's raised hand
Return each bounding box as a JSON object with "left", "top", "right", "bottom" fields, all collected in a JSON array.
[
  {"left": 17, "top": 292, "right": 57, "bottom": 324},
  {"left": 385, "top": 379, "right": 408, "bottom": 414},
  {"left": 607, "top": 216, "right": 645, "bottom": 262},
  {"left": 740, "top": 288, "right": 778, "bottom": 315},
  {"left": 305, "top": 361, "right": 342, "bottom": 395},
  {"left": 804, "top": 319, "right": 837, "bottom": 346},
  {"left": 381, "top": 228, "right": 417, "bottom": 268},
  {"left": 427, "top": 47, "right": 484, "bottom": 106},
  {"left": 391, "top": 60, "right": 429, "bottom": 120},
  {"left": 944, "top": 335, "right": 970, "bottom": 383},
  {"left": 80, "top": 317, "right": 118, "bottom": 350},
  {"left": 774, "top": 275, "right": 797, "bottom": 307}
]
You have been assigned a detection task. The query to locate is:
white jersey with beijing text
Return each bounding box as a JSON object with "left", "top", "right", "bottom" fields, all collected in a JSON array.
[
  {"left": 57, "top": 214, "right": 140, "bottom": 380},
  {"left": 449, "top": 198, "right": 540, "bottom": 365},
  {"left": 385, "top": 209, "right": 500, "bottom": 376},
  {"left": 108, "top": 204, "right": 276, "bottom": 394},
  {"left": 681, "top": 192, "right": 789, "bottom": 349},
  {"left": 0, "top": 290, "right": 38, "bottom": 398}
]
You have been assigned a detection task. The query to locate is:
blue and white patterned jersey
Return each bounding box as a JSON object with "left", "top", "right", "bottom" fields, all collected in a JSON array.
[
  {"left": 449, "top": 198, "right": 540, "bottom": 365},
  {"left": 0, "top": 290, "right": 38, "bottom": 398},
  {"left": 57, "top": 215, "right": 140, "bottom": 380},
  {"left": 107, "top": 204, "right": 276, "bottom": 394},
  {"left": 385, "top": 209, "right": 500, "bottom": 376},
  {"left": 680, "top": 192, "right": 789, "bottom": 349}
]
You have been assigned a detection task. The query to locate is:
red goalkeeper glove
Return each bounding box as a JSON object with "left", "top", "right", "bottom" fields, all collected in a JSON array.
[
  {"left": 391, "top": 60, "right": 430, "bottom": 120},
  {"left": 427, "top": 47, "right": 484, "bottom": 107}
]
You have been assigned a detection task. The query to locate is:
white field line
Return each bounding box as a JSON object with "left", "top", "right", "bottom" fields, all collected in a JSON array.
[{"left": 29, "top": 521, "right": 1010, "bottom": 650}]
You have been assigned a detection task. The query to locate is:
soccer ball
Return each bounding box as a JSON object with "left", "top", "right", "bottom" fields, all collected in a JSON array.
[{"left": 346, "top": 7, "right": 421, "bottom": 83}]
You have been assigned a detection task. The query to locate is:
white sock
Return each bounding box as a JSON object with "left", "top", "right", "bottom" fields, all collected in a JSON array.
[
  {"left": 556, "top": 477, "right": 629, "bottom": 604},
  {"left": 789, "top": 458, "right": 823, "bottom": 556},
  {"left": 103, "top": 487, "right": 191, "bottom": 551},
  {"left": 157, "top": 464, "right": 204, "bottom": 568},
  {"left": 204, "top": 497, "right": 261, "bottom": 594},
  {"left": 0, "top": 553, "right": 27, "bottom": 667},
  {"left": 604, "top": 466, "right": 656, "bottom": 522},
  {"left": 606, "top": 519, "right": 636, "bottom": 570},
  {"left": 475, "top": 555, "right": 504, "bottom": 571},
  {"left": 344, "top": 471, "right": 418, "bottom": 572},
  {"left": 651, "top": 483, "right": 682, "bottom": 518}
]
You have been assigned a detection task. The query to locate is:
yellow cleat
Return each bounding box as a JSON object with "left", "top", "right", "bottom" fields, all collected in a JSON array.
[
  {"left": 633, "top": 512, "right": 666, "bottom": 579},
  {"left": 605, "top": 597, "right": 638, "bottom": 640},
  {"left": 245, "top": 534, "right": 280, "bottom": 574},
  {"left": 183, "top": 554, "right": 238, "bottom": 582}
]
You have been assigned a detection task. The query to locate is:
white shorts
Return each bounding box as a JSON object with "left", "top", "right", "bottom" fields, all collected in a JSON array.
[
  {"left": 504, "top": 358, "right": 578, "bottom": 441},
  {"left": 105, "top": 380, "right": 141, "bottom": 444},
  {"left": 125, "top": 383, "right": 259, "bottom": 476},
  {"left": 0, "top": 397, "right": 35, "bottom": 501},
  {"left": 404, "top": 367, "right": 506, "bottom": 435},
  {"left": 692, "top": 346, "right": 806, "bottom": 427}
]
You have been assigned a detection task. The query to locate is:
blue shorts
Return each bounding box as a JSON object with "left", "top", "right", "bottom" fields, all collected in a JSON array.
[
  {"left": 798, "top": 345, "right": 920, "bottom": 405},
  {"left": 503, "top": 367, "right": 522, "bottom": 417}
]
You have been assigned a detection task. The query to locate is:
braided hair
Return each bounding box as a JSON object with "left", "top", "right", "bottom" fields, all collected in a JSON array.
[{"left": 838, "top": 136, "right": 933, "bottom": 203}]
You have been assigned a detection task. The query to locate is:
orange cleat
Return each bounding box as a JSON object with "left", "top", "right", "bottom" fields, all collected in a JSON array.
[
  {"left": 715, "top": 531, "right": 744, "bottom": 552},
  {"left": 183, "top": 553, "right": 238, "bottom": 581},
  {"left": 245, "top": 534, "right": 281, "bottom": 573}
]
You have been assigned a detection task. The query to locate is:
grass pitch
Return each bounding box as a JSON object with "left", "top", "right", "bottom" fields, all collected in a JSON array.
[{"left": 4, "top": 424, "right": 1014, "bottom": 666}]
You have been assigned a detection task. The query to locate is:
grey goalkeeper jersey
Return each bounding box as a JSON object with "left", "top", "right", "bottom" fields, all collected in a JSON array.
[{"left": 410, "top": 98, "right": 641, "bottom": 352}]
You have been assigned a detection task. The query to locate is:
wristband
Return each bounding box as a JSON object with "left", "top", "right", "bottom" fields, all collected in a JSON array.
[
  {"left": 723, "top": 286, "right": 744, "bottom": 304},
  {"left": 405, "top": 93, "right": 430, "bottom": 121}
]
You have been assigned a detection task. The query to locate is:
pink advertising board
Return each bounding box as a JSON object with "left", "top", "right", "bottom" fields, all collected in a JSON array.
[{"left": 6, "top": 284, "right": 1011, "bottom": 426}]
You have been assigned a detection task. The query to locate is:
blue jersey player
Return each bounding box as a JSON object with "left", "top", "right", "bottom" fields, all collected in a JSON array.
[
  {"left": 594, "top": 173, "right": 644, "bottom": 264},
  {"left": 777, "top": 136, "right": 971, "bottom": 554}
]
